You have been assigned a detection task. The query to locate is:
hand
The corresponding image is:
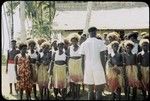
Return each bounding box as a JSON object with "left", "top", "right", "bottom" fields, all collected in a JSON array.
[{"left": 16, "top": 75, "right": 20, "bottom": 80}]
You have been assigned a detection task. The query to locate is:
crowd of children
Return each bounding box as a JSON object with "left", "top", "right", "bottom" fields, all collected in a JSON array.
[{"left": 6, "top": 28, "right": 149, "bottom": 100}]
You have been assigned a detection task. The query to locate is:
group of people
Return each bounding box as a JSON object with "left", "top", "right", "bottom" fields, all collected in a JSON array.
[{"left": 5, "top": 27, "right": 149, "bottom": 100}]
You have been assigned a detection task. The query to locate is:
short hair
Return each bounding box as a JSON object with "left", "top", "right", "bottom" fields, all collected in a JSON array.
[
  {"left": 78, "top": 31, "right": 83, "bottom": 35},
  {"left": 64, "top": 39, "right": 70, "bottom": 45},
  {"left": 127, "top": 31, "right": 138, "bottom": 39},
  {"left": 141, "top": 32, "right": 148, "bottom": 36},
  {"left": 103, "top": 32, "right": 108, "bottom": 35},
  {"left": 11, "top": 40, "right": 17, "bottom": 43},
  {"left": 88, "top": 27, "right": 97, "bottom": 33},
  {"left": 19, "top": 43, "right": 27, "bottom": 50},
  {"left": 26, "top": 37, "right": 31, "bottom": 41},
  {"left": 69, "top": 33, "right": 80, "bottom": 42},
  {"left": 96, "top": 34, "right": 102, "bottom": 40},
  {"left": 37, "top": 38, "right": 46, "bottom": 46},
  {"left": 82, "top": 34, "right": 86, "bottom": 37},
  {"left": 106, "top": 32, "right": 119, "bottom": 40},
  {"left": 142, "top": 34, "right": 149, "bottom": 39},
  {"left": 110, "top": 41, "right": 119, "bottom": 48},
  {"left": 28, "top": 39, "right": 36, "bottom": 46},
  {"left": 139, "top": 39, "right": 149, "bottom": 46},
  {"left": 71, "top": 36, "right": 79, "bottom": 42},
  {"left": 124, "top": 40, "right": 134, "bottom": 48},
  {"left": 58, "top": 42, "right": 64, "bottom": 46},
  {"left": 41, "top": 42, "right": 51, "bottom": 49}
]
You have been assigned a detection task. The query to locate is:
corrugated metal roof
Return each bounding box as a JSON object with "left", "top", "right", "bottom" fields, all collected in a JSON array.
[{"left": 52, "top": 7, "right": 149, "bottom": 30}]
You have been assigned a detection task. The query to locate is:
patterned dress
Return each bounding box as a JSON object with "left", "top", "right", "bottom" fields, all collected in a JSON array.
[{"left": 16, "top": 54, "right": 33, "bottom": 91}]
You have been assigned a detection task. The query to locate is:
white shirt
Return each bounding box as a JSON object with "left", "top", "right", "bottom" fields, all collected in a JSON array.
[
  {"left": 107, "top": 44, "right": 115, "bottom": 57},
  {"left": 79, "top": 38, "right": 107, "bottom": 71},
  {"left": 69, "top": 45, "right": 81, "bottom": 57},
  {"left": 55, "top": 50, "right": 66, "bottom": 61},
  {"left": 27, "top": 50, "right": 38, "bottom": 59},
  {"left": 132, "top": 43, "right": 138, "bottom": 54}
]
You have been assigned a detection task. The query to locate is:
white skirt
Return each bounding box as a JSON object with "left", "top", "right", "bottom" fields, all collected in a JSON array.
[{"left": 8, "top": 64, "right": 17, "bottom": 83}]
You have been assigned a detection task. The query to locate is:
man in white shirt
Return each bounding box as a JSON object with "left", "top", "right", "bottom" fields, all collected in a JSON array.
[{"left": 79, "top": 27, "right": 107, "bottom": 100}]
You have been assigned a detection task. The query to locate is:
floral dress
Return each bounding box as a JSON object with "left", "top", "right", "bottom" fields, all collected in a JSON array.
[{"left": 16, "top": 54, "right": 33, "bottom": 91}]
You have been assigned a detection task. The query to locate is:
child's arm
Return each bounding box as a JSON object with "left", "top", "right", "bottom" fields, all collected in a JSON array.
[
  {"left": 107, "top": 54, "right": 113, "bottom": 67},
  {"left": 137, "top": 53, "right": 142, "bottom": 80},
  {"left": 14, "top": 55, "right": 19, "bottom": 80},
  {"left": 50, "top": 53, "right": 55, "bottom": 75},
  {"left": 36, "top": 54, "right": 41, "bottom": 67},
  {"left": 81, "top": 55, "right": 85, "bottom": 75},
  {"left": 28, "top": 56, "right": 33, "bottom": 79},
  {"left": 66, "top": 48, "right": 70, "bottom": 72}
]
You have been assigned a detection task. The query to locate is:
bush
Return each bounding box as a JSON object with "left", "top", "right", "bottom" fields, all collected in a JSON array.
[{"left": 2, "top": 54, "right": 7, "bottom": 65}]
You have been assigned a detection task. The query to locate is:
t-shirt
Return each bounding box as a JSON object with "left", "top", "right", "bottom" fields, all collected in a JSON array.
[{"left": 79, "top": 37, "right": 106, "bottom": 71}]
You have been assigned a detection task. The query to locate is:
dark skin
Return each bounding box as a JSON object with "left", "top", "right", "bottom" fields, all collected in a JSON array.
[
  {"left": 14, "top": 46, "right": 32, "bottom": 100},
  {"left": 122, "top": 44, "right": 138, "bottom": 100},
  {"left": 52, "top": 41, "right": 58, "bottom": 51},
  {"left": 81, "top": 29, "right": 106, "bottom": 100},
  {"left": 68, "top": 38, "right": 81, "bottom": 59},
  {"left": 108, "top": 36, "right": 116, "bottom": 44},
  {"left": 79, "top": 35, "right": 87, "bottom": 45},
  {"left": 130, "top": 36, "right": 142, "bottom": 53},
  {"left": 36, "top": 47, "right": 51, "bottom": 100},
  {"left": 50, "top": 43, "right": 68, "bottom": 100},
  {"left": 28, "top": 43, "right": 39, "bottom": 99},
  {"left": 108, "top": 43, "right": 122, "bottom": 100},
  {"left": 6, "top": 41, "right": 20, "bottom": 94},
  {"left": 109, "top": 43, "right": 123, "bottom": 67},
  {"left": 137, "top": 42, "right": 149, "bottom": 100},
  {"left": 137, "top": 42, "right": 149, "bottom": 67},
  {"left": 67, "top": 38, "right": 82, "bottom": 99}
]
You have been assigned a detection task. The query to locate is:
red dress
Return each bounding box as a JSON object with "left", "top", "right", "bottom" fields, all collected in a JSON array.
[{"left": 16, "top": 54, "right": 33, "bottom": 91}]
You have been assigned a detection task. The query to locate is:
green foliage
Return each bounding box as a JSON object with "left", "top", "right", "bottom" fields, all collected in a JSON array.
[
  {"left": 2, "top": 53, "right": 7, "bottom": 65},
  {"left": 5, "top": 1, "right": 56, "bottom": 40}
]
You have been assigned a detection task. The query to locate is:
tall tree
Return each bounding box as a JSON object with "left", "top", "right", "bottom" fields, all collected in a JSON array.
[{"left": 19, "top": 1, "right": 26, "bottom": 41}]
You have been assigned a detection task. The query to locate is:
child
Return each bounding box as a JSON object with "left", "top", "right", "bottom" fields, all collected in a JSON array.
[
  {"left": 127, "top": 31, "right": 142, "bottom": 54},
  {"left": 6, "top": 40, "right": 20, "bottom": 94},
  {"left": 36, "top": 42, "right": 51, "bottom": 100},
  {"left": 27, "top": 39, "right": 39, "bottom": 99},
  {"left": 50, "top": 42, "right": 68, "bottom": 100},
  {"left": 68, "top": 34, "right": 83, "bottom": 100},
  {"left": 123, "top": 40, "right": 140, "bottom": 100},
  {"left": 14, "top": 43, "right": 33, "bottom": 100},
  {"left": 106, "top": 41, "right": 124, "bottom": 100},
  {"left": 137, "top": 39, "right": 149, "bottom": 100}
]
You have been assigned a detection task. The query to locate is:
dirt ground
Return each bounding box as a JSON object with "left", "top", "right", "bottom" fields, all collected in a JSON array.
[{"left": 1, "top": 65, "right": 147, "bottom": 100}]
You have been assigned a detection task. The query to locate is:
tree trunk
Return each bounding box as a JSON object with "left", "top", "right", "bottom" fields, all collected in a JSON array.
[
  {"left": 49, "top": 1, "right": 52, "bottom": 39},
  {"left": 83, "top": 2, "right": 93, "bottom": 37},
  {"left": 19, "top": 1, "right": 26, "bottom": 42},
  {"left": 11, "top": 1, "right": 14, "bottom": 40}
]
